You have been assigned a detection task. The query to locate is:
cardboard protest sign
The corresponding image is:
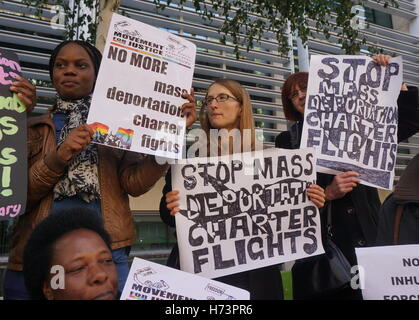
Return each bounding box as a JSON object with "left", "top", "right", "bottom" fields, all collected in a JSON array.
[
  {"left": 172, "top": 148, "right": 324, "bottom": 279},
  {"left": 300, "top": 55, "right": 403, "bottom": 189},
  {"left": 120, "top": 257, "right": 250, "bottom": 300},
  {"left": 87, "top": 13, "right": 196, "bottom": 159},
  {"left": 0, "top": 48, "right": 26, "bottom": 220},
  {"left": 355, "top": 245, "right": 419, "bottom": 300}
]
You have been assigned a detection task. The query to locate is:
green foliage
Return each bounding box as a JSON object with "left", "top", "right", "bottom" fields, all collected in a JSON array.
[
  {"left": 153, "top": 0, "right": 399, "bottom": 57},
  {"left": 22, "top": 0, "right": 398, "bottom": 57}
]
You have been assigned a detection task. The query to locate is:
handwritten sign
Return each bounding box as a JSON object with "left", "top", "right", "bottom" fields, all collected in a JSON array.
[
  {"left": 88, "top": 13, "right": 196, "bottom": 159},
  {"left": 300, "top": 55, "right": 403, "bottom": 189},
  {"left": 172, "top": 148, "right": 324, "bottom": 279},
  {"left": 0, "top": 48, "right": 26, "bottom": 220},
  {"left": 120, "top": 257, "right": 250, "bottom": 300},
  {"left": 356, "top": 245, "right": 419, "bottom": 300}
]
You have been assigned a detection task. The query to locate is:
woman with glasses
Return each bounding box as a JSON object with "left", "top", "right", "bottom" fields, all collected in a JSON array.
[
  {"left": 276, "top": 72, "right": 308, "bottom": 150},
  {"left": 160, "top": 78, "right": 325, "bottom": 299},
  {"left": 275, "top": 55, "right": 419, "bottom": 300}
]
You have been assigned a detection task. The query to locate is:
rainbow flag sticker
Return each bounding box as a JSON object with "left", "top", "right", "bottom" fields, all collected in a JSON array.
[
  {"left": 127, "top": 293, "right": 147, "bottom": 300},
  {"left": 89, "top": 122, "right": 109, "bottom": 143},
  {"left": 115, "top": 127, "right": 134, "bottom": 149}
]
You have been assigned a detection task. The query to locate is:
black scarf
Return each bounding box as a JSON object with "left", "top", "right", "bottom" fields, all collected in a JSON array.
[
  {"left": 290, "top": 121, "right": 303, "bottom": 149},
  {"left": 53, "top": 95, "right": 100, "bottom": 202}
]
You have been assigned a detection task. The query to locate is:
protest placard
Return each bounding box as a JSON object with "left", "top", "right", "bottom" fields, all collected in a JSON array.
[
  {"left": 120, "top": 257, "right": 250, "bottom": 300},
  {"left": 0, "top": 48, "right": 26, "bottom": 220},
  {"left": 300, "top": 55, "right": 403, "bottom": 189},
  {"left": 355, "top": 245, "right": 419, "bottom": 300},
  {"left": 87, "top": 13, "right": 196, "bottom": 159},
  {"left": 171, "top": 148, "right": 324, "bottom": 279}
]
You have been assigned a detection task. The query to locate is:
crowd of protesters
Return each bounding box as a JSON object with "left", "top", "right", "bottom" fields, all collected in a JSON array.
[{"left": 2, "top": 39, "right": 418, "bottom": 300}]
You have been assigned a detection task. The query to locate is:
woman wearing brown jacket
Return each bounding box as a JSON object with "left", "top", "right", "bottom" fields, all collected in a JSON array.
[{"left": 3, "top": 40, "right": 196, "bottom": 299}]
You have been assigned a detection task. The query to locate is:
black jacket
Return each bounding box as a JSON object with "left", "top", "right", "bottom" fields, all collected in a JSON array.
[{"left": 376, "top": 153, "right": 419, "bottom": 245}]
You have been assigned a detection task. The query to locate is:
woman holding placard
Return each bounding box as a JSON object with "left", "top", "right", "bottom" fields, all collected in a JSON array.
[
  {"left": 275, "top": 55, "right": 419, "bottom": 300},
  {"left": 162, "top": 78, "right": 326, "bottom": 299},
  {"left": 4, "top": 40, "right": 196, "bottom": 300}
]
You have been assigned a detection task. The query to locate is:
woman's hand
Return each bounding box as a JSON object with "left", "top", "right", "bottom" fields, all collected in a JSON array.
[
  {"left": 181, "top": 88, "right": 197, "bottom": 129},
  {"left": 166, "top": 190, "right": 181, "bottom": 216},
  {"left": 57, "top": 124, "right": 94, "bottom": 162},
  {"left": 10, "top": 76, "right": 36, "bottom": 113},
  {"left": 372, "top": 54, "right": 391, "bottom": 66},
  {"left": 307, "top": 184, "right": 326, "bottom": 209},
  {"left": 372, "top": 55, "right": 407, "bottom": 91},
  {"left": 325, "top": 171, "right": 360, "bottom": 201}
]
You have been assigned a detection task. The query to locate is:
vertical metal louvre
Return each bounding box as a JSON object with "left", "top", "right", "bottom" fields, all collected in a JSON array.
[{"left": 0, "top": 0, "right": 67, "bottom": 114}]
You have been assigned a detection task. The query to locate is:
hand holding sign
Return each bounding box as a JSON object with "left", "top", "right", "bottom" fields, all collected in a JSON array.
[
  {"left": 372, "top": 54, "right": 391, "bottom": 67},
  {"left": 306, "top": 184, "right": 326, "bottom": 208},
  {"left": 165, "top": 189, "right": 180, "bottom": 216},
  {"left": 9, "top": 76, "right": 36, "bottom": 113},
  {"left": 57, "top": 124, "right": 94, "bottom": 162},
  {"left": 372, "top": 55, "right": 409, "bottom": 92},
  {"left": 325, "top": 171, "right": 361, "bottom": 201},
  {"left": 181, "top": 88, "right": 196, "bottom": 128}
]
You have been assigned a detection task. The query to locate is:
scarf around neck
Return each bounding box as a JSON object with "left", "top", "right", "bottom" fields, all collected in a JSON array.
[
  {"left": 290, "top": 121, "right": 303, "bottom": 149},
  {"left": 52, "top": 94, "right": 101, "bottom": 202}
]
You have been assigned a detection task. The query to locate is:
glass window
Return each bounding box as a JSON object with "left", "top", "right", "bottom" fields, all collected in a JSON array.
[
  {"left": 131, "top": 213, "right": 176, "bottom": 252},
  {"left": 365, "top": 7, "right": 393, "bottom": 29}
]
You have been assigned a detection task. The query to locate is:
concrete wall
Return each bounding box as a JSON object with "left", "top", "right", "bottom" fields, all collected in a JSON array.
[{"left": 129, "top": 177, "right": 166, "bottom": 212}]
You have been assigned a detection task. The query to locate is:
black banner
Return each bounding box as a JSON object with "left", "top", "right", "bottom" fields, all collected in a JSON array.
[{"left": 0, "top": 48, "right": 27, "bottom": 220}]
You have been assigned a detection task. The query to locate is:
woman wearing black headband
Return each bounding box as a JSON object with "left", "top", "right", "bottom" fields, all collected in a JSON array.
[{"left": 4, "top": 40, "right": 195, "bottom": 299}]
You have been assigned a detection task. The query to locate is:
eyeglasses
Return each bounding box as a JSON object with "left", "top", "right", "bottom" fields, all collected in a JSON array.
[
  {"left": 204, "top": 93, "right": 239, "bottom": 105},
  {"left": 289, "top": 86, "right": 307, "bottom": 100}
]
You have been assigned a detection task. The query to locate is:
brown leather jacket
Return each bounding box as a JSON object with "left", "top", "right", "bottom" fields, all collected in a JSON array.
[{"left": 8, "top": 112, "right": 168, "bottom": 270}]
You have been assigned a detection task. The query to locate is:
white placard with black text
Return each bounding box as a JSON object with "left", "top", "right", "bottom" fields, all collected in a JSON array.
[
  {"left": 356, "top": 245, "right": 419, "bottom": 300},
  {"left": 87, "top": 13, "right": 196, "bottom": 159},
  {"left": 300, "top": 55, "right": 403, "bottom": 189},
  {"left": 120, "top": 257, "right": 250, "bottom": 300},
  {"left": 172, "top": 148, "right": 324, "bottom": 279}
]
